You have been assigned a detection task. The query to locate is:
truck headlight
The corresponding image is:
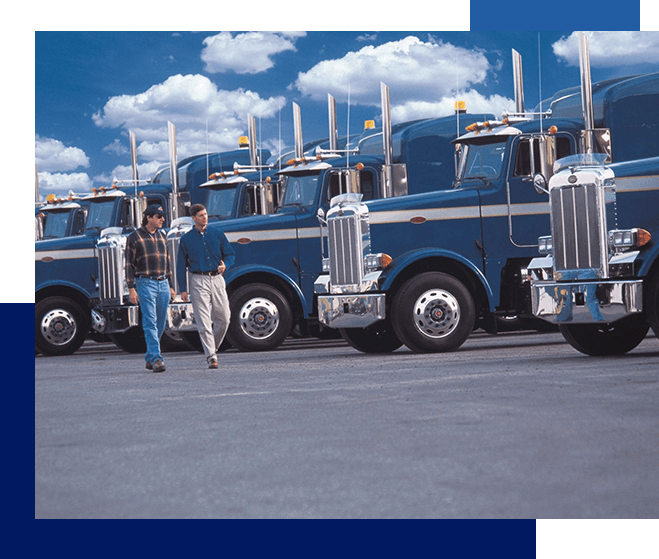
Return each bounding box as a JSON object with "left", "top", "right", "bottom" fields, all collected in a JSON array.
[
  {"left": 609, "top": 228, "right": 651, "bottom": 251},
  {"left": 364, "top": 253, "right": 392, "bottom": 273},
  {"left": 538, "top": 236, "right": 553, "bottom": 255}
]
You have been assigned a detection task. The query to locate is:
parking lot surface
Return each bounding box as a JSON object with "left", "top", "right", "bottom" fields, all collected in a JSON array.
[{"left": 35, "top": 331, "right": 659, "bottom": 518}]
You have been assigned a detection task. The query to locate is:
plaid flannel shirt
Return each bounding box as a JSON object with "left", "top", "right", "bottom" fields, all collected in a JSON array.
[{"left": 125, "top": 226, "right": 172, "bottom": 289}]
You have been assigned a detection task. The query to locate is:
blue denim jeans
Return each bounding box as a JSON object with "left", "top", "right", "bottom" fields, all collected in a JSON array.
[{"left": 136, "top": 277, "right": 170, "bottom": 365}]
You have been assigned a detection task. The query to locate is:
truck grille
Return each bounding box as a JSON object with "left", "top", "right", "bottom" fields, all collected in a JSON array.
[
  {"left": 167, "top": 235, "right": 185, "bottom": 293},
  {"left": 97, "top": 238, "right": 125, "bottom": 305},
  {"left": 328, "top": 214, "right": 363, "bottom": 286},
  {"left": 550, "top": 183, "right": 605, "bottom": 277}
]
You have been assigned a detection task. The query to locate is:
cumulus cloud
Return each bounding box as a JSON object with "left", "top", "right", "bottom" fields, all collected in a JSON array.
[
  {"left": 391, "top": 90, "right": 514, "bottom": 122},
  {"left": 103, "top": 139, "right": 129, "bottom": 156},
  {"left": 294, "top": 36, "right": 492, "bottom": 109},
  {"left": 94, "top": 160, "right": 164, "bottom": 185},
  {"left": 92, "top": 74, "right": 286, "bottom": 161},
  {"left": 553, "top": 31, "right": 659, "bottom": 67},
  {"left": 37, "top": 171, "right": 93, "bottom": 198},
  {"left": 35, "top": 135, "right": 90, "bottom": 173},
  {"left": 201, "top": 32, "right": 305, "bottom": 74}
]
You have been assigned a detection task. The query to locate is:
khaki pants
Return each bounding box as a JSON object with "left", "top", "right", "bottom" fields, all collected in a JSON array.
[{"left": 189, "top": 274, "right": 231, "bottom": 362}]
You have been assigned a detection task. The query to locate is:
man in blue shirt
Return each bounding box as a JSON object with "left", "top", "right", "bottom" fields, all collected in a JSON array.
[{"left": 177, "top": 204, "right": 235, "bottom": 369}]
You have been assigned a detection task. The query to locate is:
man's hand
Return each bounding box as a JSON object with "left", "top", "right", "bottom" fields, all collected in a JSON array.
[
  {"left": 128, "top": 287, "right": 138, "bottom": 305},
  {"left": 170, "top": 287, "right": 176, "bottom": 301},
  {"left": 218, "top": 260, "right": 226, "bottom": 275},
  {"left": 181, "top": 291, "right": 189, "bottom": 302}
]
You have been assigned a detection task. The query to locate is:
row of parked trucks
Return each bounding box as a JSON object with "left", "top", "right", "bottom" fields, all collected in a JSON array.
[{"left": 36, "top": 33, "right": 658, "bottom": 357}]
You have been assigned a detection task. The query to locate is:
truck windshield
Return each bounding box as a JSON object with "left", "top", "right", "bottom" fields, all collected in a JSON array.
[
  {"left": 460, "top": 139, "right": 507, "bottom": 181},
  {"left": 207, "top": 187, "right": 237, "bottom": 220},
  {"left": 281, "top": 173, "right": 319, "bottom": 208},
  {"left": 42, "top": 211, "right": 70, "bottom": 239},
  {"left": 85, "top": 199, "right": 116, "bottom": 231}
]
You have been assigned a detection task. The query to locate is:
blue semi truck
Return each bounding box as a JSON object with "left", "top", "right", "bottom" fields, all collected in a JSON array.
[
  {"left": 35, "top": 124, "right": 261, "bottom": 356},
  {"left": 164, "top": 85, "right": 495, "bottom": 351},
  {"left": 314, "top": 36, "right": 658, "bottom": 353}
]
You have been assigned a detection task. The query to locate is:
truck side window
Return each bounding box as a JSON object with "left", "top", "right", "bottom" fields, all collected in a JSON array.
[
  {"left": 513, "top": 139, "right": 535, "bottom": 177},
  {"left": 360, "top": 170, "right": 374, "bottom": 201}
]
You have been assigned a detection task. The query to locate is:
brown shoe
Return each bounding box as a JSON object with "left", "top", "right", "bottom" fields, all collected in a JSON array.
[
  {"left": 152, "top": 359, "right": 166, "bottom": 373},
  {"left": 208, "top": 358, "right": 218, "bottom": 369}
]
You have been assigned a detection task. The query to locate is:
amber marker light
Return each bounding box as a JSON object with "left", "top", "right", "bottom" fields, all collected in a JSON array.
[
  {"left": 637, "top": 229, "right": 652, "bottom": 247},
  {"left": 548, "top": 125, "right": 558, "bottom": 134}
]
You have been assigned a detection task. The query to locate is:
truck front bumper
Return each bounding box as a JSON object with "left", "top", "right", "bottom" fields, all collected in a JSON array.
[
  {"left": 167, "top": 303, "right": 197, "bottom": 331},
  {"left": 92, "top": 305, "right": 139, "bottom": 333},
  {"left": 317, "top": 293, "right": 386, "bottom": 329},
  {"left": 531, "top": 279, "right": 643, "bottom": 324}
]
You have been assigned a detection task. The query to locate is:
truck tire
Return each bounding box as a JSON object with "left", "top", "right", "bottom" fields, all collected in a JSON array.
[
  {"left": 558, "top": 314, "right": 649, "bottom": 356},
  {"left": 226, "top": 283, "right": 293, "bottom": 351},
  {"left": 339, "top": 320, "right": 402, "bottom": 353},
  {"left": 646, "top": 270, "right": 659, "bottom": 342},
  {"left": 161, "top": 329, "right": 192, "bottom": 352},
  {"left": 35, "top": 296, "right": 89, "bottom": 356},
  {"left": 391, "top": 272, "right": 476, "bottom": 353},
  {"left": 180, "top": 331, "right": 232, "bottom": 353},
  {"left": 109, "top": 327, "right": 146, "bottom": 353}
]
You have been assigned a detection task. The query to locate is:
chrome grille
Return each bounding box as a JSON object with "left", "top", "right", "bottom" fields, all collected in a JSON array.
[
  {"left": 328, "top": 214, "right": 363, "bottom": 286},
  {"left": 97, "top": 236, "right": 125, "bottom": 305},
  {"left": 550, "top": 183, "right": 605, "bottom": 277},
  {"left": 167, "top": 235, "right": 186, "bottom": 293}
]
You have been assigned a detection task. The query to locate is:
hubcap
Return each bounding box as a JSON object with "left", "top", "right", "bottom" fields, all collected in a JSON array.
[
  {"left": 412, "top": 289, "right": 460, "bottom": 339},
  {"left": 41, "top": 309, "right": 77, "bottom": 346},
  {"left": 238, "top": 297, "right": 280, "bottom": 340}
]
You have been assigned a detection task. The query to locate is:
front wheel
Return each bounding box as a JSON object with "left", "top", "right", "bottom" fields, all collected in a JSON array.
[
  {"left": 392, "top": 272, "right": 476, "bottom": 353},
  {"left": 339, "top": 319, "right": 402, "bottom": 353},
  {"left": 646, "top": 269, "right": 659, "bottom": 342},
  {"left": 559, "top": 314, "right": 650, "bottom": 356},
  {"left": 226, "top": 283, "right": 293, "bottom": 351},
  {"left": 35, "top": 297, "right": 89, "bottom": 356}
]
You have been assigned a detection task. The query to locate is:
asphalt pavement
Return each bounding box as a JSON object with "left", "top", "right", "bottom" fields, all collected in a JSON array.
[{"left": 35, "top": 330, "right": 659, "bottom": 518}]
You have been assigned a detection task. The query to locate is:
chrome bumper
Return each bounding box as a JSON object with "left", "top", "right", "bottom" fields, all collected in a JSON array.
[
  {"left": 318, "top": 293, "right": 386, "bottom": 328},
  {"left": 92, "top": 305, "right": 139, "bottom": 333},
  {"left": 167, "top": 303, "right": 197, "bottom": 331},
  {"left": 531, "top": 279, "right": 643, "bottom": 324}
]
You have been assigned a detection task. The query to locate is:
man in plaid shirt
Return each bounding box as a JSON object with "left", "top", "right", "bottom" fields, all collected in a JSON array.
[{"left": 126, "top": 204, "right": 176, "bottom": 372}]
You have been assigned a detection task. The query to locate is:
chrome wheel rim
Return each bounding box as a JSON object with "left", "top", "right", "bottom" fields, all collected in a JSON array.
[
  {"left": 238, "top": 297, "right": 280, "bottom": 340},
  {"left": 41, "top": 308, "right": 78, "bottom": 346},
  {"left": 412, "top": 289, "right": 460, "bottom": 339}
]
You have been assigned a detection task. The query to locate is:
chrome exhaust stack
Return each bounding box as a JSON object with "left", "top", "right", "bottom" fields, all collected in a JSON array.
[
  {"left": 512, "top": 49, "right": 525, "bottom": 115},
  {"left": 328, "top": 94, "right": 339, "bottom": 152},
  {"left": 577, "top": 32, "right": 611, "bottom": 161},
  {"left": 380, "top": 82, "right": 407, "bottom": 198},
  {"left": 579, "top": 31, "right": 595, "bottom": 154},
  {"left": 293, "top": 103, "right": 303, "bottom": 160},
  {"left": 129, "top": 131, "right": 139, "bottom": 196},
  {"left": 247, "top": 113, "right": 259, "bottom": 166},
  {"left": 168, "top": 121, "right": 179, "bottom": 222}
]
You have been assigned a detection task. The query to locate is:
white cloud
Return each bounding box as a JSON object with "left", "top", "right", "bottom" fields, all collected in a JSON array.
[
  {"left": 294, "top": 36, "right": 492, "bottom": 108},
  {"left": 94, "top": 160, "right": 164, "bottom": 185},
  {"left": 553, "top": 31, "right": 659, "bottom": 67},
  {"left": 92, "top": 74, "right": 286, "bottom": 161},
  {"left": 103, "top": 139, "right": 129, "bottom": 156},
  {"left": 35, "top": 135, "right": 90, "bottom": 173},
  {"left": 201, "top": 32, "right": 304, "bottom": 74},
  {"left": 391, "top": 90, "right": 514, "bottom": 122},
  {"left": 37, "top": 171, "right": 93, "bottom": 198}
]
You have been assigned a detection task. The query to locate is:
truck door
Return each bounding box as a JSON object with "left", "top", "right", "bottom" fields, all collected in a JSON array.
[{"left": 492, "top": 134, "right": 573, "bottom": 251}]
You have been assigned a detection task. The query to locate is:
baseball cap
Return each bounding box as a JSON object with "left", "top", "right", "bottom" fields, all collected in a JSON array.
[{"left": 144, "top": 204, "right": 165, "bottom": 217}]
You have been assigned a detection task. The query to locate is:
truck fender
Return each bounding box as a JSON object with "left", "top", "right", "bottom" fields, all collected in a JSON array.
[
  {"left": 380, "top": 247, "right": 496, "bottom": 312},
  {"left": 35, "top": 279, "right": 94, "bottom": 303},
  {"left": 224, "top": 264, "right": 309, "bottom": 317},
  {"left": 638, "top": 242, "right": 659, "bottom": 278}
]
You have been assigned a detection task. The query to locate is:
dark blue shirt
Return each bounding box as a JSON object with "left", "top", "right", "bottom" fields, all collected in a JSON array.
[{"left": 177, "top": 226, "right": 235, "bottom": 292}]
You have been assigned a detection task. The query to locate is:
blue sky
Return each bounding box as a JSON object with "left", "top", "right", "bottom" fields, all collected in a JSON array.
[{"left": 34, "top": 30, "right": 659, "bottom": 199}]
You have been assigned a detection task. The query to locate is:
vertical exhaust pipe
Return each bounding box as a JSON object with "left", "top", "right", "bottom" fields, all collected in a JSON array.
[
  {"left": 293, "top": 103, "right": 303, "bottom": 160},
  {"left": 578, "top": 32, "right": 595, "bottom": 154},
  {"left": 247, "top": 114, "right": 259, "bottom": 166},
  {"left": 380, "top": 82, "right": 394, "bottom": 198},
  {"left": 328, "top": 94, "right": 338, "bottom": 152},
  {"left": 168, "top": 121, "right": 179, "bottom": 222},
  {"left": 512, "top": 49, "right": 525, "bottom": 115},
  {"left": 129, "top": 131, "right": 139, "bottom": 193},
  {"left": 381, "top": 82, "right": 393, "bottom": 167},
  {"left": 35, "top": 163, "right": 40, "bottom": 204}
]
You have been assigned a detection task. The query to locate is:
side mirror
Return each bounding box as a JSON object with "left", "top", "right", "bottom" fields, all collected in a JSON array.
[
  {"left": 533, "top": 173, "right": 549, "bottom": 195},
  {"left": 316, "top": 207, "right": 326, "bottom": 225}
]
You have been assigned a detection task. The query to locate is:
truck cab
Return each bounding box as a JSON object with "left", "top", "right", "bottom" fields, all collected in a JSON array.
[
  {"left": 313, "top": 40, "right": 658, "bottom": 354},
  {"left": 166, "top": 95, "right": 486, "bottom": 352}
]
